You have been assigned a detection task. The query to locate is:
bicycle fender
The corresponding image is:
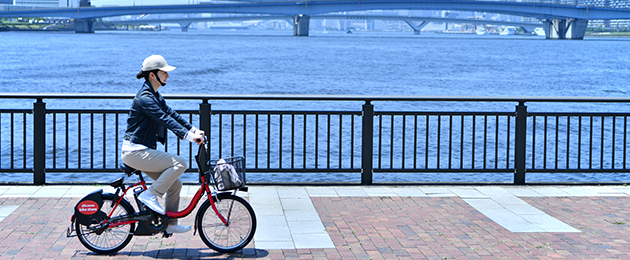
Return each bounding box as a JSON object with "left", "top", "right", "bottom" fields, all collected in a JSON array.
[{"left": 74, "top": 189, "right": 107, "bottom": 226}]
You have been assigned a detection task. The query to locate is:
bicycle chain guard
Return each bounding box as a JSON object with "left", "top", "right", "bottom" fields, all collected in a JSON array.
[{"left": 134, "top": 210, "right": 169, "bottom": 236}]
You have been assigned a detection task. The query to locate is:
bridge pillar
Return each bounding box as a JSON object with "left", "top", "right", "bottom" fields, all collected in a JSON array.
[
  {"left": 74, "top": 18, "right": 95, "bottom": 33},
  {"left": 520, "top": 27, "right": 534, "bottom": 36},
  {"left": 403, "top": 20, "right": 428, "bottom": 35},
  {"left": 179, "top": 22, "right": 191, "bottom": 32},
  {"left": 544, "top": 18, "right": 587, "bottom": 40},
  {"left": 74, "top": 0, "right": 94, "bottom": 33},
  {"left": 293, "top": 14, "right": 310, "bottom": 36}
]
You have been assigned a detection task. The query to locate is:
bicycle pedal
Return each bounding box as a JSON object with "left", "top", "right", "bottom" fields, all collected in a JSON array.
[{"left": 162, "top": 232, "right": 172, "bottom": 238}]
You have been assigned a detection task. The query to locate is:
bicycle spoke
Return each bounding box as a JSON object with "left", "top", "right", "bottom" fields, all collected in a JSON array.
[
  {"left": 76, "top": 194, "right": 135, "bottom": 254},
  {"left": 197, "top": 194, "right": 256, "bottom": 253}
]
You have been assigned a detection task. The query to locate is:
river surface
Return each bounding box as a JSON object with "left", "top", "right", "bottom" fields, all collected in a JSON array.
[{"left": 1, "top": 30, "right": 630, "bottom": 183}]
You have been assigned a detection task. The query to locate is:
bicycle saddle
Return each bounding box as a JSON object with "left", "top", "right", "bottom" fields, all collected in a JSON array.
[{"left": 120, "top": 163, "right": 140, "bottom": 177}]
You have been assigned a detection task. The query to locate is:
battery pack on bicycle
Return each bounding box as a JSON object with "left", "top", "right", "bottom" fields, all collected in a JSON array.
[{"left": 66, "top": 139, "right": 256, "bottom": 255}]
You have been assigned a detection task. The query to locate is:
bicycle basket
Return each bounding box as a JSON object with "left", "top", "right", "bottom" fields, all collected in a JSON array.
[{"left": 208, "top": 157, "right": 246, "bottom": 191}]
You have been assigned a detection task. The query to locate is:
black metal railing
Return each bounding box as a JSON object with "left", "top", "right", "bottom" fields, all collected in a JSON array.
[
  {"left": 2, "top": 93, "right": 630, "bottom": 185},
  {"left": 527, "top": 112, "right": 630, "bottom": 172}
]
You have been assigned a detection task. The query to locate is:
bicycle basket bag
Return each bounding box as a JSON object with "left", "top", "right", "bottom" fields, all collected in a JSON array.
[
  {"left": 209, "top": 157, "right": 245, "bottom": 191},
  {"left": 195, "top": 143, "right": 210, "bottom": 175}
]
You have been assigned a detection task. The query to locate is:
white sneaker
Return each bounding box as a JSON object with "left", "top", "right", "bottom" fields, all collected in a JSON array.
[
  {"left": 166, "top": 224, "right": 192, "bottom": 234},
  {"left": 138, "top": 191, "right": 165, "bottom": 215}
]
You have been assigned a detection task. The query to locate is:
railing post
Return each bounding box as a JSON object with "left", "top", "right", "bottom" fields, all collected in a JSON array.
[
  {"left": 199, "top": 99, "right": 211, "bottom": 133},
  {"left": 361, "top": 101, "right": 374, "bottom": 185},
  {"left": 33, "top": 98, "right": 46, "bottom": 185},
  {"left": 514, "top": 102, "right": 527, "bottom": 185},
  {"left": 198, "top": 100, "right": 211, "bottom": 183}
]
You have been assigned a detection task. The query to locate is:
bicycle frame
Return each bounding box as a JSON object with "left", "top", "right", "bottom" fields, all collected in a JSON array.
[{"left": 106, "top": 174, "right": 227, "bottom": 229}]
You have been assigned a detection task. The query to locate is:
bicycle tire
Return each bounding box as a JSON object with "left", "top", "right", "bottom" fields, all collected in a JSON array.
[
  {"left": 197, "top": 193, "right": 256, "bottom": 253},
  {"left": 75, "top": 193, "right": 135, "bottom": 254}
]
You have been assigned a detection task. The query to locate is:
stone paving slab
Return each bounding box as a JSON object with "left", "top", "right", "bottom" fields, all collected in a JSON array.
[{"left": 0, "top": 185, "right": 630, "bottom": 259}]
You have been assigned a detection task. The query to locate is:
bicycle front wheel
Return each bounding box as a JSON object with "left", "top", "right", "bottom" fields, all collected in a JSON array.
[
  {"left": 197, "top": 193, "right": 256, "bottom": 253},
  {"left": 75, "top": 193, "right": 135, "bottom": 254}
]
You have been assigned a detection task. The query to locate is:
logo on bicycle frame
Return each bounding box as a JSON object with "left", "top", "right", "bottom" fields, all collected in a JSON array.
[{"left": 77, "top": 201, "right": 99, "bottom": 215}]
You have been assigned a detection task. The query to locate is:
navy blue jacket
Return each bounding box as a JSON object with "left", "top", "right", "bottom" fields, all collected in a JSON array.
[{"left": 124, "top": 81, "right": 192, "bottom": 149}]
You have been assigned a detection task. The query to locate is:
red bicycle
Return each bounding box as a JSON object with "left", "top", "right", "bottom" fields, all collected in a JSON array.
[{"left": 67, "top": 139, "right": 256, "bottom": 254}]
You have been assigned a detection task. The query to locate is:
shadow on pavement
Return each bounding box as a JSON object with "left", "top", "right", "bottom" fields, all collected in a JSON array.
[{"left": 83, "top": 248, "right": 269, "bottom": 259}]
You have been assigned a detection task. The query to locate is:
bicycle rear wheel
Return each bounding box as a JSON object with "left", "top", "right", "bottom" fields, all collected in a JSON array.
[
  {"left": 197, "top": 193, "right": 256, "bottom": 253},
  {"left": 75, "top": 193, "right": 135, "bottom": 254}
]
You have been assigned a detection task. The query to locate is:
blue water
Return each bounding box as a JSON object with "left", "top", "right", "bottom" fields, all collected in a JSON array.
[{"left": 2, "top": 30, "right": 630, "bottom": 183}]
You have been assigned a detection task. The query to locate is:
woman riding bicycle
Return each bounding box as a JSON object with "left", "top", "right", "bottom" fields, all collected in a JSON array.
[{"left": 121, "top": 54, "right": 204, "bottom": 234}]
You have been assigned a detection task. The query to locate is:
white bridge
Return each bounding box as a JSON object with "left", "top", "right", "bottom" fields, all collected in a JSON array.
[
  {"left": 113, "top": 14, "right": 542, "bottom": 35},
  {"left": 3, "top": 0, "right": 630, "bottom": 39}
]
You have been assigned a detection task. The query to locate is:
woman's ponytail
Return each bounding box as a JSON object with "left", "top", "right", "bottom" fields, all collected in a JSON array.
[
  {"left": 136, "top": 70, "right": 158, "bottom": 81},
  {"left": 136, "top": 70, "right": 146, "bottom": 80}
]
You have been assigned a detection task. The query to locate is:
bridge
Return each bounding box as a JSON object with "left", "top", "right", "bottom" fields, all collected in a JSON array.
[
  {"left": 2, "top": 0, "right": 630, "bottom": 39},
  {"left": 112, "top": 14, "right": 542, "bottom": 34}
]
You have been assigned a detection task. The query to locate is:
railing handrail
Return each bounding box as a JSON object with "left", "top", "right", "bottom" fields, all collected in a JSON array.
[{"left": 3, "top": 92, "right": 630, "bottom": 103}]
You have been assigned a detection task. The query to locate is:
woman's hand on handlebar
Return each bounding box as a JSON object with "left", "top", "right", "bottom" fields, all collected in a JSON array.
[
  {"left": 185, "top": 130, "right": 205, "bottom": 145},
  {"left": 194, "top": 133, "right": 206, "bottom": 145},
  {"left": 192, "top": 128, "right": 205, "bottom": 145}
]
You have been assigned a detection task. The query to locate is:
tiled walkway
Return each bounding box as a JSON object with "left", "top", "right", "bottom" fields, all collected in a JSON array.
[{"left": 1, "top": 185, "right": 630, "bottom": 259}]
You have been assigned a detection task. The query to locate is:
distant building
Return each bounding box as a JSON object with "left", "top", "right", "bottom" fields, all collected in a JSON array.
[
  {"left": 526, "top": 0, "right": 630, "bottom": 8},
  {"left": 519, "top": 0, "right": 630, "bottom": 27},
  {"left": 583, "top": 0, "right": 630, "bottom": 8},
  {"left": 5, "top": 0, "right": 79, "bottom": 8}
]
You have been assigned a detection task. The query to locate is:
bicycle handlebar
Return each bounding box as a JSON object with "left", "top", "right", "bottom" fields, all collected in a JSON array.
[{"left": 195, "top": 136, "right": 207, "bottom": 144}]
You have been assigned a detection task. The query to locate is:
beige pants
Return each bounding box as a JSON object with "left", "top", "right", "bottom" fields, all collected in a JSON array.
[{"left": 122, "top": 149, "right": 187, "bottom": 224}]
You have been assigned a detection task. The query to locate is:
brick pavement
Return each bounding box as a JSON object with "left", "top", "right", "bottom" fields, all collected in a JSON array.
[{"left": 1, "top": 192, "right": 630, "bottom": 259}]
